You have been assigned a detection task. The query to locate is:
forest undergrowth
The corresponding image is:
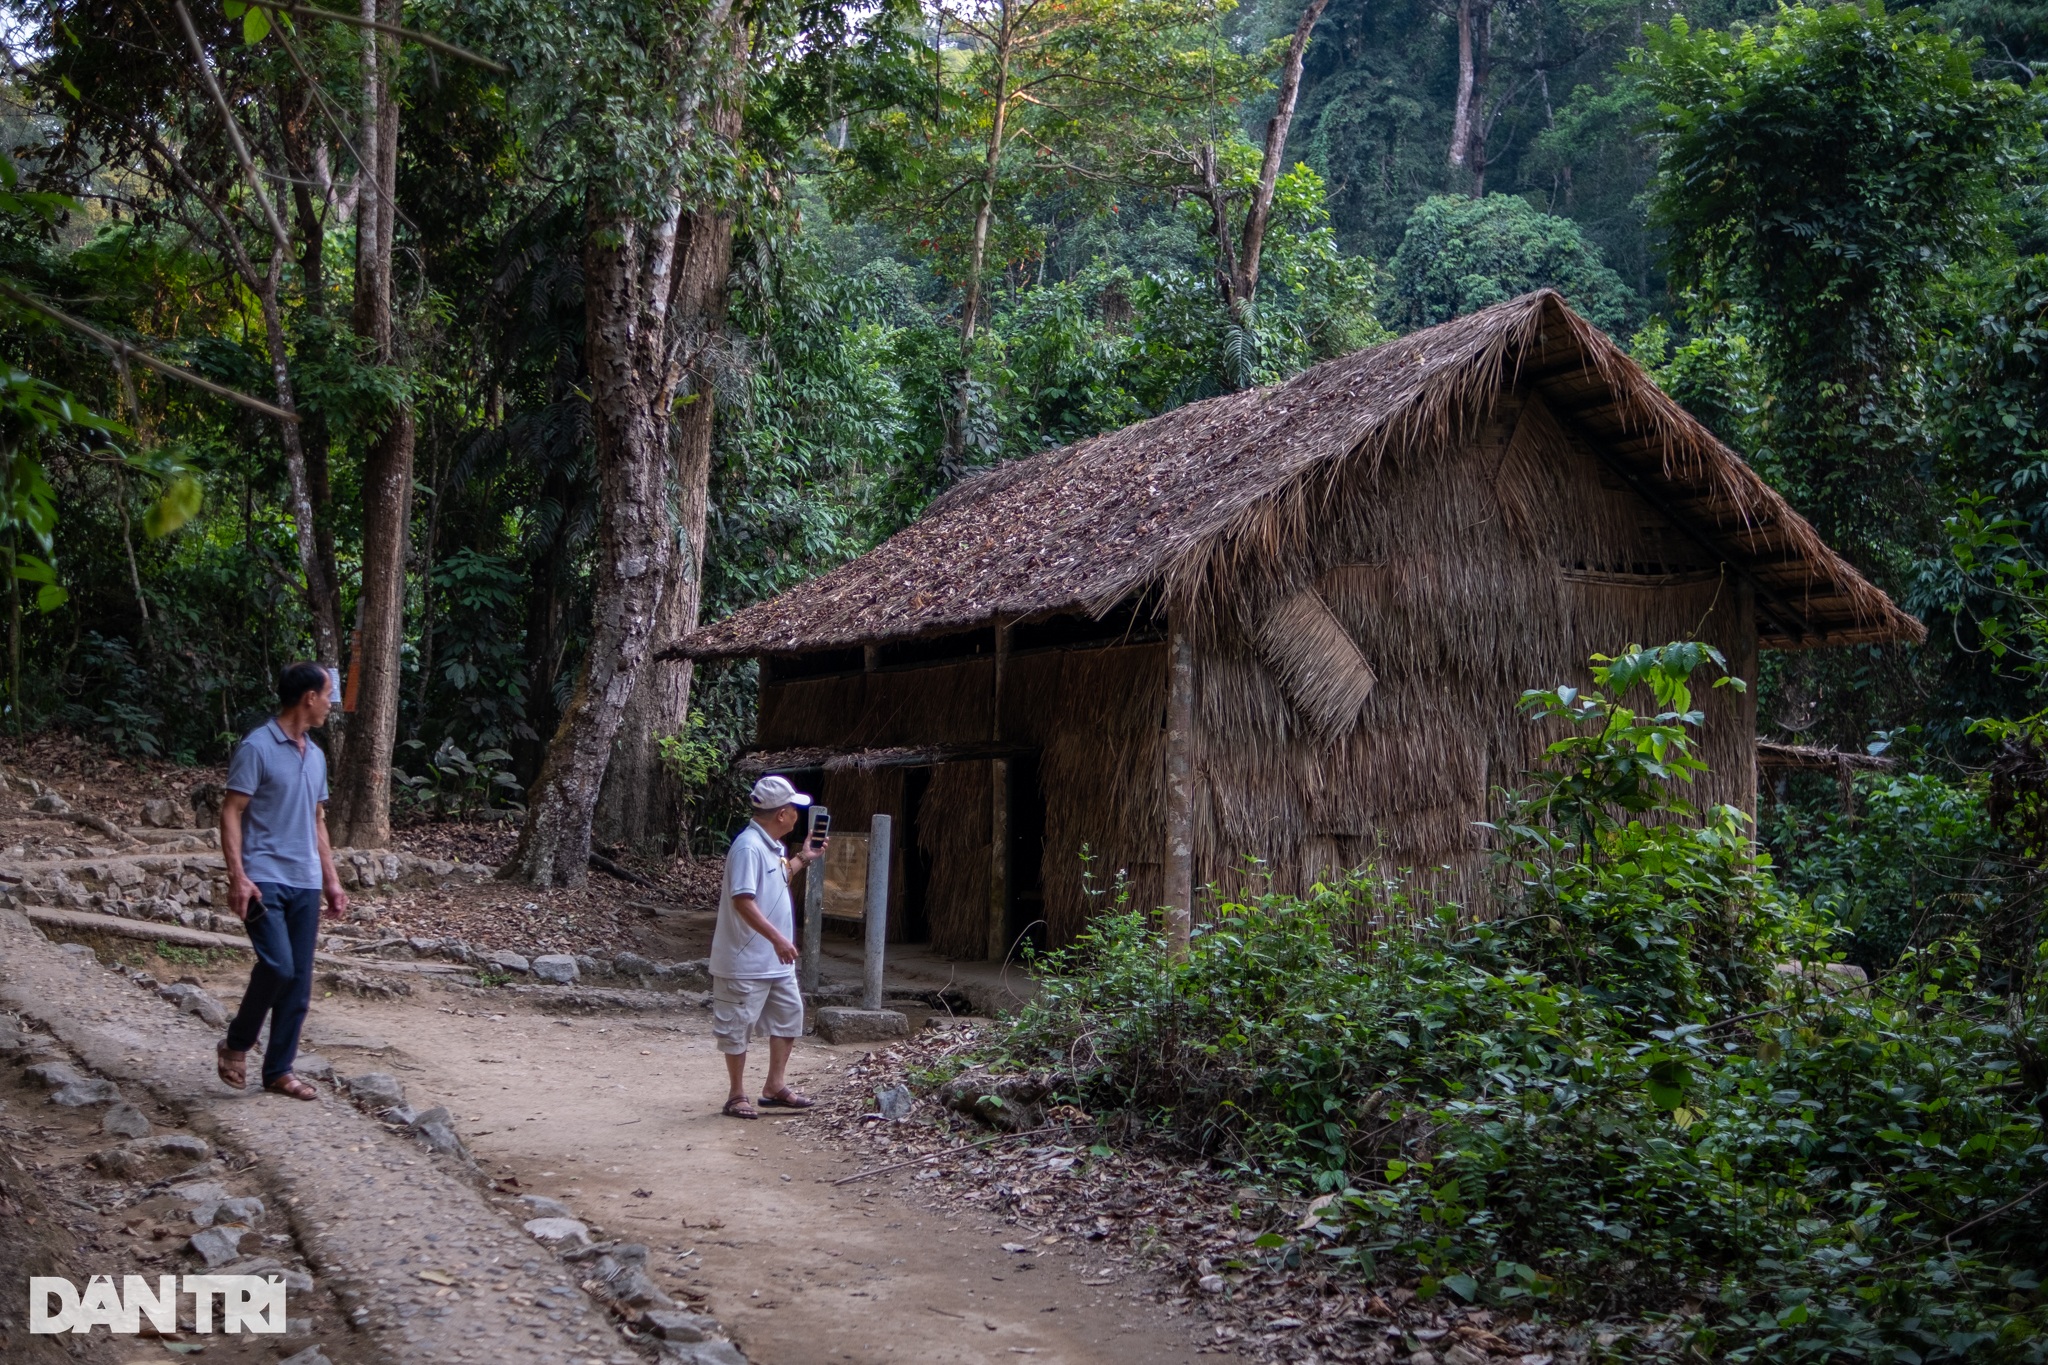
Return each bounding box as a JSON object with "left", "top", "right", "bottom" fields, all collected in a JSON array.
[{"left": 957, "top": 646, "right": 2048, "bottom": 1363}]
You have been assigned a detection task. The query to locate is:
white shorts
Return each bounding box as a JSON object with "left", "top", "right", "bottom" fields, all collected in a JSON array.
[{"left": 711, "top": 975, "right": 804, "bottom": 1054}]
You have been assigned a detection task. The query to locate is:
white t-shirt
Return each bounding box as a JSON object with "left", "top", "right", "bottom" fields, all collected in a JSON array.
[{"left": 711, "top": 820, "right": 796, "bottom": 980}]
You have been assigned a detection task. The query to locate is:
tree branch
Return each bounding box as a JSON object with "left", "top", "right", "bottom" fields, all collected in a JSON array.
[
  {"left": 273, "top": 18, "right": 418, "bottom": 232},
  {"left": 1229, "top": 0, "right": 1329, "bottom": 321},
  {"left": 0, "top": 281, "right": 300, "bottom": 423},
  {"left": 176, "top": 1, "right": 295, "bottom": 255},
  {"left": 269, "top": 1, "right": 508, "bottom": 73},
  {"left": 139, "top": 131, "right": 268, "bottom": 297}
]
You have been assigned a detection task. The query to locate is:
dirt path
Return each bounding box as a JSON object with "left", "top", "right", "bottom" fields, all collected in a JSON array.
[
  {"left": 322, "top": 987, "right": 1202, "bottom": 1365},
  {"left": 0, "top": 909, "right": 627, "bottom": 1364}
]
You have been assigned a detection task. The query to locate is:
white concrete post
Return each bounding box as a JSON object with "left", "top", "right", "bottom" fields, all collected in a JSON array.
[
  {"left": 1163, "top": 623, "right": 1195, "bottom": 957},
  {"left": 862, "top": 814, "right": 892, "bottom": 1010},
  {"left": 801, "top": 849, "right": 824, "bottom": 996}
]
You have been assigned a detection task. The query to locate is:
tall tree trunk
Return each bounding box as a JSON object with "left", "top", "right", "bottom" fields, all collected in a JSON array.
[
  {"left": 509, "top": 0, "right": 741, "bottom": 885},
  {"left": 285, "top": 104, "right": 342, "bottom": 629},
  {"left": 266, "top": 276, "right": 344, "bottom": 668},
  {"left": 508, "top": 195, "right": 686, "bottom": 888},
  {"left": 174, "top": 0, "right": 343, "bottom": 666},
  {"left": 1231, "top": 0, "right": 1329, "bottom": 308},
  {"left": 330, "top": 410, "right": 413, "bottom": 846},
  {"left": 1200, "top": 142, "right": 1240, "bottom": 313},
  {"left": 353, "top": 0, "right": 388, "bottom": 352},
  {"left": 593, "top": 202, "right": 734, "bottom": 853},
  {"left": 1196, "top": 0, "right": 1328, "bottom": 389},
  {"left": 940, "top": 0, "right": 1013, "bottom": 479},
  {"left": 594, "top": 35, "right": 746, "bottom": 858},
  {"left": 329, "top": 0, "right": 413, "bottom": 847},
  {"left": 1471, "top": 3, "right": 1491, "bottom": 195},
  {"left": 1448, "top": 0, "right": 1492, "bottom": 194}
]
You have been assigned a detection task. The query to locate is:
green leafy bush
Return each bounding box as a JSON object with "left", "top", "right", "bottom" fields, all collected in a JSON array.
[
  {"left": 421, "top": 549, "right": 531, "bottom": 753},
  {"left": 656, "top": 710, "right": 732, "bottom": 852},
  {"left": 988, "top": 645, "right": 2047, "bottom": 1361},
  {"left": 392, "top": 738, "right": 521, "bottom": 818},
  {"left": 1768, "top": 770, "right": 2002, "bottom": 970}
]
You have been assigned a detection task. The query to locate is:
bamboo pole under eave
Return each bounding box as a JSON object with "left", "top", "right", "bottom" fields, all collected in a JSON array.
[
  {"left": 987, "top": 619, "right": 1011, "bottom": 961},
  {"left": 1163, "top": 619, "right": 1194, "bottom": 958}
]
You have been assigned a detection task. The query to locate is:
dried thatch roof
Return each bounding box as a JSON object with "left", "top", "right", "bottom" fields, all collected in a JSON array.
[{"left": 678, "top": 291, "right": 1922, "bottom": 660}]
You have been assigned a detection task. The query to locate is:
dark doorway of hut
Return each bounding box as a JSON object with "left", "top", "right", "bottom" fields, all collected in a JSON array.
[
  {"left": 900, "top": 765, "right": 935, "bottom": 943},
  {"left": 1007, "top": 752, "right": 1048, "bottom": 957}
]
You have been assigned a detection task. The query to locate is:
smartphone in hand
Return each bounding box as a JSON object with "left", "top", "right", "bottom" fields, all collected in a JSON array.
[{"left": 807, "top": 805, "right": 830, "bottom": 850}]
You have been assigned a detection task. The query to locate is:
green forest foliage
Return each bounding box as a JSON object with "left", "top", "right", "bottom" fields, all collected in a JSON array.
[
  {"left": 1383, "top": 193, "right": 1638, "bottom": 331},
  {"left": 0, "top": 0, "right": 2040, "bottom": 881},
  {"left": 0, "top": 0, "right": 2042, "bottom": 953},
  {"left": 1639, "top": 1, "right": 2035, "bottom": 575}
]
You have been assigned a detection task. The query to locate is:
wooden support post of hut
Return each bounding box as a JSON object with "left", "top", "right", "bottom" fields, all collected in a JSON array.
[
  {"left": 668, "top": 291, "right": 1925, "bottom": 959},
  {"left": 1163, "top": 619, "right": 1194, "bottom": 956},
  {"left": 801, "top": 849, "right": 824, "bottom": 996},
  {"left": 988, "top": 620, "right": 1011, "bottom": 961}
]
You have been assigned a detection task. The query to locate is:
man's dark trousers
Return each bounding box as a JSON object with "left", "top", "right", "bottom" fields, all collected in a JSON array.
[{"left": 225, "top": 883, "right": 321, "bottom": 1084}]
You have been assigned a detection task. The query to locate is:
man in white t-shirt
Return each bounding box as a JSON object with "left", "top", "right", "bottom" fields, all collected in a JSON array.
[{"left": 711, "top": 775, "right": 827, "bottom": 1119}]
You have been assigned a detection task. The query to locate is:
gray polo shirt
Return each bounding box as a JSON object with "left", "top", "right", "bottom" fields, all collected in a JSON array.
[{"left": 225, "top": 719, "right": 329, "bottom": 889}]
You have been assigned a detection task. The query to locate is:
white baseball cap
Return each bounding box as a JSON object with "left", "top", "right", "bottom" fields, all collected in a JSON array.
[{"left": 749, "top": 774, "right": 813, "bottom": 809}]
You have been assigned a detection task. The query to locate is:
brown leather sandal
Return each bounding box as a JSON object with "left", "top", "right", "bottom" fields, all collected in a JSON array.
[
  {"left": 264, "top": 1073, "right": 318, "bottom": 1101},
  {"left": 758, "top": 1086, "right": 814, "bottom": 1110},
  {"left": 216, "top": 1043, "right": 248, "bottom": 1090},
  {"left": 722, "top": 1095, "right": 759, "bottom": 1120}
]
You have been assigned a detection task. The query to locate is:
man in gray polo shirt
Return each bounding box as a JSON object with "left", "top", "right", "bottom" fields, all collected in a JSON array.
[{"left": 214, "top": 661, "right": 350, "bottom": 1099}]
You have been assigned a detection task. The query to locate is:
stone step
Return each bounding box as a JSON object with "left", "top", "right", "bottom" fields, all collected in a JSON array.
[
  {"left": 0, "top": 847, "right": 491, "bottom": 932},
  {"left": 21, "top": 907, "right": 468, "bottom": 976}
]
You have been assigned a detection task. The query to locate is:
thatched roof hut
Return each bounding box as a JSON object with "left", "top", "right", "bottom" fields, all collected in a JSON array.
[{"left": 674, "top": 291, "right": 1922, "bottom": 958}]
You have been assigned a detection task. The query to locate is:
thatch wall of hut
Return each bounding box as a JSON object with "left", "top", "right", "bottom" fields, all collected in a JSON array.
[
  {"left": 759, "top": 658, "right": 995, "bottom": 747},
  {"left": 1003, "top": 644, "right": 1167, "bottom": 947},
  {"left": 1184, "top": 390, "right": 1757, "bottom": 909},
  {"left": 757, "top": 643, "right": 1165, "bottom": 955},
  {"left": 917, "top": 759, "right": 991, "bottom": 958}
]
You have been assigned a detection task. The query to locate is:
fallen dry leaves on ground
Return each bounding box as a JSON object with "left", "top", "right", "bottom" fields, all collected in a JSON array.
[{"left": 789, "top": 1024, "right": 1606, "bottom": 1365}]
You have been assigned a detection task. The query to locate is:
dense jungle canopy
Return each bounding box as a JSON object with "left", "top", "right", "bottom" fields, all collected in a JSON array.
[{"left": 3, "top": 0, "right": 2048, "bottom": 923}]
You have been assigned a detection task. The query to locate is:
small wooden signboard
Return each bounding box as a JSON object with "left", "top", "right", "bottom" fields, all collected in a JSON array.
[{"left": 822, "top": 833, "right": 869, "bottom": 921}]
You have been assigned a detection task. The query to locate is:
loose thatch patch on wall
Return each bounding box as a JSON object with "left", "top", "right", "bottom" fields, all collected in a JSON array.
[{"left": 1252, "top": 588, "right": 1379, "bottom": 741}]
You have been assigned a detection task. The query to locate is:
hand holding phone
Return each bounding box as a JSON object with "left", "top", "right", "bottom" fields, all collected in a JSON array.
[{"left": 806, "top": 806, "right": 831, "bottom": 855}]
